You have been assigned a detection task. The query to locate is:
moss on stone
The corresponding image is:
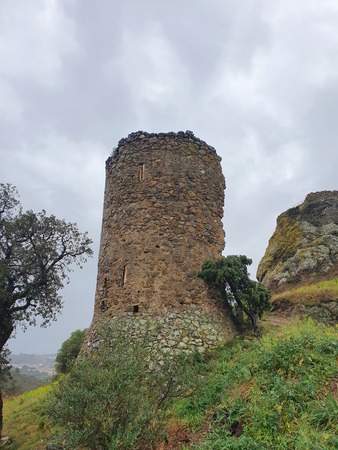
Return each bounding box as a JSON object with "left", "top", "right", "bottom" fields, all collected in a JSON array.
[
  {"left": 257, "top": 212, "right": 302, "bottom": 282},
  {"left": 257, "top": 191, "right": 338, "bottom": 292},
  {"left": 178, "top": 142, "right": 198, "bottom": 154}
]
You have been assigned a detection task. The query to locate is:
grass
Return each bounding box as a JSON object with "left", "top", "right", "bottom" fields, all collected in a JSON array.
[
  {"left": 167, "top": 319, "right": 338, "bottom": 449},
  {"left": 272, "top": 278, "right": 338, "bottom": 306},
  {"left": 2, "top": 318, "right": 338, "bottom": 449},
  {"left": 2, "top": 385, "right": 52, "bottom": 450}
]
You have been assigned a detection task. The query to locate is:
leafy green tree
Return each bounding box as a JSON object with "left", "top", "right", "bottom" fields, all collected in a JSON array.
[
  {"left": 200, "top": 255, "right": 271, "bottom": 336},
  {"left": 0, "top": 183, "right": 92, "bottom": 436},
  {"left": 55, "top": 328, "right": 87, "bottom": 375}
]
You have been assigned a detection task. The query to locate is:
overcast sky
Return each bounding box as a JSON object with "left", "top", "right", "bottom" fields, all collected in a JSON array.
[{"left": 1, "top": 0, "right": 337, "bottom": 354}]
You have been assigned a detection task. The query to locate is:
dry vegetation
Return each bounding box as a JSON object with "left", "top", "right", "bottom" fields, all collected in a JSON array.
[{"left": 272, "top": 278, "right": 338, "bottom": 306}]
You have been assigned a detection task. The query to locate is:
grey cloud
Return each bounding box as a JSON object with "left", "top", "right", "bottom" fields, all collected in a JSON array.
[{"left": 1, "top": 0, "right": 337, "bottom": 353}]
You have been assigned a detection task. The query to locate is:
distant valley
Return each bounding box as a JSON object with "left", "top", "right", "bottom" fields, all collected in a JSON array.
[{"left": 9, "top": 353, "right": 56, "bottom": 378}]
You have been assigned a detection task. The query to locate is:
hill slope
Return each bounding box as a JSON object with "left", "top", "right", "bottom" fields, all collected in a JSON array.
[
  {"left": 3, "top": 318, "right": 337, "bottom": 449},
  {"left": 2, "top": 385, "right": 52, "bottom": 450}
]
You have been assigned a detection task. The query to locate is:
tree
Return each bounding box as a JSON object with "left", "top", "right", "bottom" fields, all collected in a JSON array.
[
  {"left": 55, "top": 328, "right": 87, "bottom": 375},
  {"left": 0, "top": 183, "right": 92, "bottom": 436},
  {"left": 200, "top": 255, "right": 271, "bottom": 336}
]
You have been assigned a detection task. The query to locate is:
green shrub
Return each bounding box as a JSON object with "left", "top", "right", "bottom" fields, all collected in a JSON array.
[
  {"left": 188, "top": 320, "right": 338, "bottom": 449},
  {"left": 200, "top": 255, "right": 270, "bottom": 336},
  {"left": 55, "top": 328, "right": 87, "bottom": 375},
  {"left": 48, "top": 321, "right": 201, "bottom": 449}
]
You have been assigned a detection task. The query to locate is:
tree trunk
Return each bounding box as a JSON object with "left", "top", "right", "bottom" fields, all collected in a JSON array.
[
  {"left": 0, "top": 317, "right": 14, "bottom": 356},
  {"left": 248, "top": 313, "right": 260, "bottom": 337},
  {"left": 0, "top": 317, "right": 14, "bottom": 439},
  {"left": 231, "top": 294, "right": 261, "bottom": 337},
  {"left": 0, "top": 388, "right": 3, "bottom": 438},
  {"left": 223, "top": 297, "right": 244, "bottom": 333}
]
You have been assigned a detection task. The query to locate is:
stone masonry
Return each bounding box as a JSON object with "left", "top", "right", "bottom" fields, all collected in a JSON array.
[{"left": 87, "top": 131, "right": 234, "bottom": 353}]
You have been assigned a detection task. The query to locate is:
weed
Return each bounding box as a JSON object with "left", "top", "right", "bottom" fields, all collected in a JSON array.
[{"left": 187, "top": 320, "right": 338, "bottom": 449}]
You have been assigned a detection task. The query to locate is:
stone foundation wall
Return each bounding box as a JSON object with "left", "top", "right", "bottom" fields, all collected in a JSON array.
[{"left": 85, "top": 305, "right": 234, "bottom": 357}]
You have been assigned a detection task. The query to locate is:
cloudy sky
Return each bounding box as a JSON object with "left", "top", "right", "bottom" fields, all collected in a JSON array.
[{"left": 1, "top": 0, "right": 337, "bottom": 354}]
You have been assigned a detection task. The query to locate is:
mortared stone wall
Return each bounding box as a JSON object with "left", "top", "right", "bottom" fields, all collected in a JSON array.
[{"left": 87, "top": 131, "right": 234, "bottom": 353}]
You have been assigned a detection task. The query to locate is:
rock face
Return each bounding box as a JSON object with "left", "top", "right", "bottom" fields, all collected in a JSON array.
[
  {"left": 86, "top": 131, "right": 234, "bottom": 353},
  {"left": 257, "top": 191, "right": 338, "bottom": 291}
]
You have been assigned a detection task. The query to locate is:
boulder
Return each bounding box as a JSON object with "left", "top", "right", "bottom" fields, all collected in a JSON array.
[{"left": 257, "top": 191, "right": 338, "bottom": 291}]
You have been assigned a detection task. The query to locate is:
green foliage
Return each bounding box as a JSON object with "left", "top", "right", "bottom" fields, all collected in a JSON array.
[
  {"left": 200, "top": 255, "right": 271, "bottom": 335},
  {"left": 0, "top": 347, "right": 10, "bottom": 381},
  {"left": 308, "top": 394, "right": 338, "bottom": 431},
  {"left": 2, "top": 319, "right": 337, "bottom": 449},
  {"left": 55, "top": 328, "right": 87, "bottom": 375},
  {"left": 0, "top": 183, "right": 92, "bottom": 437},
  {"left": 47, "top": 321, "right": 201, "bottom": 450},
  {"left": 2, "top": 369, "right": 48, "bottom": 397},
  {"left": 181, "top": 319, "right": 338, "bottom": 450},
  {"left": 0, "top": 183, "right": 93, "bottom": 350}
]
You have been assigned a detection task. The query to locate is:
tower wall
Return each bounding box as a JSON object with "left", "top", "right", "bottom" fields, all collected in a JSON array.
[{"left": 89, "top": 131, "right": 233, "bottom": 352}]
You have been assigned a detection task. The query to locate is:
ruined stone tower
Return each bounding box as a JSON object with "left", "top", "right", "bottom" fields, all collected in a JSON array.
[{"left": 89, "top": 131, "right": 233, "bottom": 352}]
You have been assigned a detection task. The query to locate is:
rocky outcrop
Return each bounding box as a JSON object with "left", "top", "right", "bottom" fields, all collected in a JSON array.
[{"left": 257, "top": 191, "right": 338, "bottom": 291}]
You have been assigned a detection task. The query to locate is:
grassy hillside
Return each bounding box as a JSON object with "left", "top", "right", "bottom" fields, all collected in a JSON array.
[
  {"left": 272, "top": 278, "right": 338, "bottom": 306},
  {"left": 2, "top": 385, "right": 52, "bottom": 450},
  {"left": 3, "top": 318, "right": 337, "bottom": 449},
  {"left": 166, "top": 319, "right": 337, "bottom": 449},
  {"left": 2, "top": 370, "right": 49, "bottom": 397},
  {"left": 270, "top": 279, "right": 338, "bottom": 325}
]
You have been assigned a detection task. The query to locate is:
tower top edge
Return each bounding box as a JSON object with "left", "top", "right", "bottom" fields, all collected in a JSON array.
[{"left": 107, "top": 130, "right": 219, "bottom": 166}]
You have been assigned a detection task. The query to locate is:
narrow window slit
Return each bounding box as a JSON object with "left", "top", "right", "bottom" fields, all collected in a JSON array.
[
  {"left": 138, "top": 164, "right": 145, "bottom": 181},
  {"left": 122, "top": 265, "right": 128, "bottom": 286},
  {"left": 133, "top": 305, "right": 139, "bottom": 314}
]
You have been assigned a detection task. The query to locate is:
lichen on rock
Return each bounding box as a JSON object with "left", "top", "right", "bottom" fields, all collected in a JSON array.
[{"left": 257, "top": 191, "right": 338, "bottom": 292}]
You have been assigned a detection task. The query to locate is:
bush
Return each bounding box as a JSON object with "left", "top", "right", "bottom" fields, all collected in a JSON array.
[
  {"left": 200, "top": 256, "right": 271, "bottom": 336},
  {"left": 187, "top": 320, "right": 338, "bottom": 449},
  {"left": 48, "top": 321, "right": 201, "bottom": 450},
  {"left": 54, "top": 329, "right": 87, "bottom": 375}
]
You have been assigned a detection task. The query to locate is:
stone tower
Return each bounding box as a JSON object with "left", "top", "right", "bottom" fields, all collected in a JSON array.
[{"left": 89, "top": 131, "right": 233, "bottom": 352}]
